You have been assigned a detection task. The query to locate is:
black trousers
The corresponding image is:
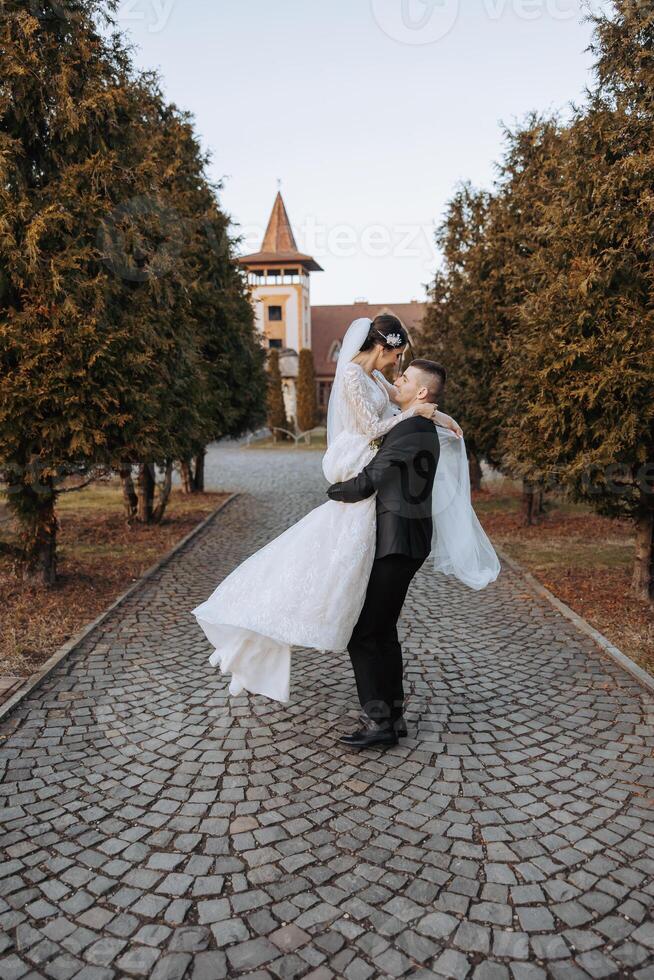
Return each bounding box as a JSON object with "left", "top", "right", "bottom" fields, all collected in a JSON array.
[{"left": 347, "top": 553, "right": 425, "bottom": 727}]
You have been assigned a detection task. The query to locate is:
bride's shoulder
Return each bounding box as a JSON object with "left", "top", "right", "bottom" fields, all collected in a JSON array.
[{"left": 342, "top": 361, "right": 366, "bottom": 381}]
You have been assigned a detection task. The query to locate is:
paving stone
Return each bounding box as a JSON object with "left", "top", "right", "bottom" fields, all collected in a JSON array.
[
  {"left": 516, "top": 907, "right": 555, "bottom": 932},
  {"left": 45, "top": 952, "right": 84, "bottom": 980},
  {"left": 453, "top": 921, "right": 490, "bottom": 953},
  {"left": 196, "top": 900, "right": 231, "bottom": 926},
  {"left": 576, "top": 949, "right": 619, "bottom": 977},
  {"left": 225, "top": 936, "right": 279, "bottom": 971},
  {"left": 470, "top": 903, "right": 513, "bottom": 927},
  {"left": 0, "top": 954, "right": 30, "bottom": 979},
  {"left": 416, "top": 911, "right": 458, "bottom": 940},
  {"left": 472, "top": 965, "right": 510, "bottom": 980},
  {"left": 632, "top": 923, "right": 654, "bottom": 950},
  {"left": 83, "top": 937, "right": 127, "bottom": 966},
  {"left": 168, "top": 927, "right": 211, "bottom": 953},
  {"left": 115, "top": 944, "right": 161, "bottom": 975},
  {"left": 210, "top": 918, "right": 250, "bottom": 948},
  {"left": 394, "top": 929, "right": 439, "bottom": 964},
  {"left": 190, "top": 950, "right": 228, "bottom": 980},
  {"left": 150, "top": 952, "right": 193, "bottom": 980},
  {"left": 268, "top": 925, "right": 311, "bottom": 953},
  {"left": 530, "top": 934, "right": 570, "bottom": 961},
  {"left": 510, "top": 967, "right": 547, "bottom": 980},
  {"left": 133, "top": 924, "right": 172, "bottom": 947},
  {"left": 492, "top": 929, "right": 529, "bottom": 959},
  {"left": 432, "top": 947, "right": 471, "bottom": 978}
]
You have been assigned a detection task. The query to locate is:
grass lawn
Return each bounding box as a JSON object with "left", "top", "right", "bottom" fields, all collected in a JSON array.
[
  {"left": 476, "top": 479, "right": 654, "bottom": 677},
  {"left": 0, "top": 479, "right": 229, "bottom": 679}
]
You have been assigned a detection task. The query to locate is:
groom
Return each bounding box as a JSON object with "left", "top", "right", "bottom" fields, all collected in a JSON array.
[{"left": 327, "top": 359, "right": 447, "bottom": 749}]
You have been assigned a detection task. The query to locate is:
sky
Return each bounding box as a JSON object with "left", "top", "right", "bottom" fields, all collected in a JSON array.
[{"left": 118, "top": 0, "right": 606, "bottom": 305}]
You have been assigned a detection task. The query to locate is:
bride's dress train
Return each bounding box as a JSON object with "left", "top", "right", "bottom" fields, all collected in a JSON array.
[{"left": 194, "top": 479, "right": 376, "bottom": 703}]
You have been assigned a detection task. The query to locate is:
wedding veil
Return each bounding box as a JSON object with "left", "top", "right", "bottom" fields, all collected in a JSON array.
[
  {"left": 432, "top": 429, "right": 501, "bottom": 590},
  {"left": 326, "top": 317, "right": 372, "bottom": 447},
  {"left": 325, "top": 316, "right": 500, "bottom": 591}
]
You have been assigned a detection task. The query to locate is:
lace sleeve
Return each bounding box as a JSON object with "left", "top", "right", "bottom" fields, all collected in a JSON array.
[{"left": 341, "top": 363, "right": 416, "bottom": 438}]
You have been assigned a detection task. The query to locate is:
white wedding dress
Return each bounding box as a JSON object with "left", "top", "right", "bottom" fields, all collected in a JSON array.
[
  {"left": 192, "top": 362, "right": 413, "bottom": 703},
  {"left": 192, "top": 317, "right": 501, "bottom": 703}
]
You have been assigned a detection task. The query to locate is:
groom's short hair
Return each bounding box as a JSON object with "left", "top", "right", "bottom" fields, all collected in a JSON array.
[{"left": 410, "top": 359, "right": 447, "bottom": 403}]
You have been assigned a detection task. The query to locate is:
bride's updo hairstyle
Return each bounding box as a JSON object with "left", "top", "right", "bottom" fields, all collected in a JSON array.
[{"left": 359, "top": 314, "right": 409, "bottom": 352}]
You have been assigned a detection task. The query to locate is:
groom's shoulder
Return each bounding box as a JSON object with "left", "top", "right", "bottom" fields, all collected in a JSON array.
[
  {"left": 384, "top": 415, "right": 438, "bottom": 443},
  {"left": 395, "top": 416, "right": 436, "bottom": 435}
]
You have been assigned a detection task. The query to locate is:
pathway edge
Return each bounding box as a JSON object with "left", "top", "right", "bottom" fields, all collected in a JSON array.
[
  {"left": 495, "top": 544, "right": 654, "bottom": 696},
  {"left": 0, "top": 492, "right": 239, "bottom": 725}
]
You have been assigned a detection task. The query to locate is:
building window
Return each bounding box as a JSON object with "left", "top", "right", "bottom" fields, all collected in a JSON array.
[
  {"left": 268, "top": 338, "right": 282, "bottom": 349},
  {"left": 268, "top": 306, "right": 283, "bottom": 321},
  {"left": 328, "top": 341, "right": 341, "bottom": 362}
]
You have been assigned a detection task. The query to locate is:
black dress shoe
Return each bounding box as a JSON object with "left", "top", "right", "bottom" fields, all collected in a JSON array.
[{"left": 339, "top": 720, "right": 398, "bottom": 749}]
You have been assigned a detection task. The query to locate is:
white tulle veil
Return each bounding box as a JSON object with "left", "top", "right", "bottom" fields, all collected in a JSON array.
[
  {"left": 326, "top": 317, "right": 372, "bottom": 447},
  {"left": 432, "top": 429, "right": 501, "bottom": 590},
  {"left": 325, "top": 317, "right": 500, "bottom": 591}
]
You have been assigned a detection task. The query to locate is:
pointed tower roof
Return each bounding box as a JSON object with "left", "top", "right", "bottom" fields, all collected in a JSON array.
[
  {"left": 238, "top": 191, "right": 323, "bottom": 272},
  {"left": 262, "top": 192, "right": 298, "bottom": 253}
]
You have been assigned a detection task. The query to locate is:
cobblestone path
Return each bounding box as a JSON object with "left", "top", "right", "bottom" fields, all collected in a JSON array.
[{"left": 1, "top": 445, "right": 653, "bottom": 980}]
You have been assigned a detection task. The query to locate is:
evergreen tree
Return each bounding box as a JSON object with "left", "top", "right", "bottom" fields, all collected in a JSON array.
[
  {"left": 418, "top": 117, "right": 563, "bottom": 507},
  {"left": 296, "top": 348, "right": 317, "bottom": 435},
  {"left": 500, "top": 1, "right": 654, "bottom": 599},
  {"left": 117, "top": 95, "right": 265, "bottom": 501},
  {"left": 0, "top": 1, "right": 266, "bottom": 575},
  {"left": 0, "top": 0, "right": 171, "bottom": 580},
  {"left": 266, "top": 350, "right": 288, "bottom": 442}
]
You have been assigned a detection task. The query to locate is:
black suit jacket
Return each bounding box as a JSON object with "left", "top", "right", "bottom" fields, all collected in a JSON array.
[{"left": 327, "top": 416, "right": 440, "bottom": 561}]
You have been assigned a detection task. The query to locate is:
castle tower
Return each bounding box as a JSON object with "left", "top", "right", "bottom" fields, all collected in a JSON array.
[{"left": 238, "top": 192, "right": 323, "bottom": 353}]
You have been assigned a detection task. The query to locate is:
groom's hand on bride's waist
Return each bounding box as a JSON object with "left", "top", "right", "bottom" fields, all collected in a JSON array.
[
  {"left": 327, "top": 471, "right": 375, "bottom": 503},
  {"left": 327, "top": 481, "right": 344, "bottom": 499}
]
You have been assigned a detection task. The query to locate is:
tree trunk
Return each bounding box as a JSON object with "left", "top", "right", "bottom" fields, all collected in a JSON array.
[
  {"left": 522, "top": 480, "right": 537, "bottom": 526},
  {"left": 631, "top": 508, "right": 654, "bottom": 604},
  {"left": 193, "top": 451, "right": 205, "bottom": 492},
  {"left": 181, "top": 459, "right": 193, "bottom": 494},
  {"left": 180, "top": 453, "right": 205, "bottom": 493},
  {"left": 137, "top": 462, "right": 155, "bottom": 523},
  {"left": 21, "top": 480, "right": 58, "bottom": 587},
  {"left": 152, "top": 460, "right": 174, "bottom": 524},
  {"left": 119, "top": 467, "right": 138, "bottom": 520},
  {"left": 468, "top": 452, "right": 483, "bottom": 492}
]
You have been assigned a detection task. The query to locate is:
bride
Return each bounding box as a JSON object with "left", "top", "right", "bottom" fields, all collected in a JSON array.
[{"left": 192, "top": 315, "right": 500, "bottom": 703}]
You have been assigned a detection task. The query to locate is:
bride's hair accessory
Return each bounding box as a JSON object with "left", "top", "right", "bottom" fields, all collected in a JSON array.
[{"left": 360, "top": 315, "right": 409, "bottom": 353}]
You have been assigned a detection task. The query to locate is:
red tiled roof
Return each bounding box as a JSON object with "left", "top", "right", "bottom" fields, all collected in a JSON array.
[{"left": 311, "top": 301, "right": 428, "bottom": 379}]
